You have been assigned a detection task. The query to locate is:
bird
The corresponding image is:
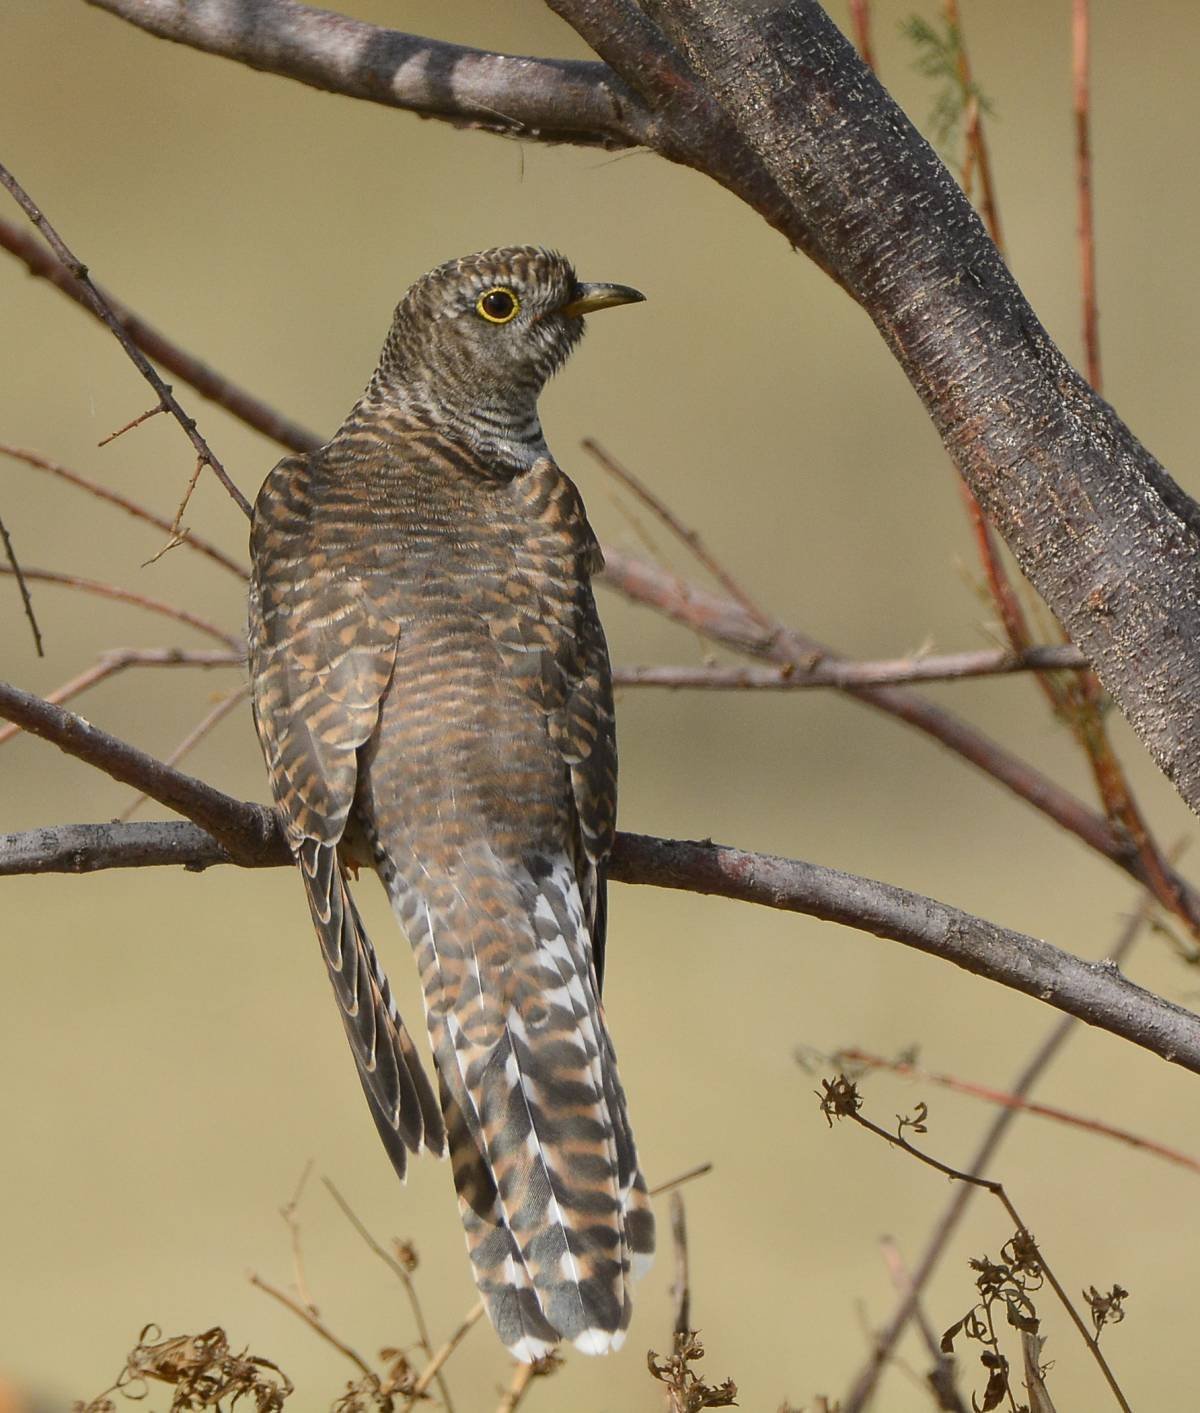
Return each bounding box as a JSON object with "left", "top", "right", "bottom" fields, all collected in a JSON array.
[{"left": 247, "top": 246, "right": 654, "bottom": 1361}]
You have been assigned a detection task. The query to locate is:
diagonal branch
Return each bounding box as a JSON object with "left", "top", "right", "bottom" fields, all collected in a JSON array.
[
  {"left": 0, "top": 161, "right": 250, "bottom": 517},
  {"left": 84, "top": 0, "right": 657, "bottom": 150}
]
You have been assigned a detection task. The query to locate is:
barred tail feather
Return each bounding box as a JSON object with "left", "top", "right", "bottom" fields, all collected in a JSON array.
[
  {"left": 298, "top": 839, "right": 446, "bottom": 1174},
  {"left": 389, "top": 847, "right": 654, "bottom": 1358}
]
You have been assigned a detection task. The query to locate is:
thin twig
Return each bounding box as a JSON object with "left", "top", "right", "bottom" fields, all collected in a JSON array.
[
  {"left": 600, "top": 546, "right": 1200, "bottom": 925},
  {"left": 280, "top": 1161, "right": 317, "bottom": 1315},
  {"left": 98, "top": 402, "right": 167, "bottom": 447},
  {"left": 583, "top": 438, "right": 777, "bottom": 634},
  {"left": 248, "top": 1271, "right": 376, "bottom": 1380},
  {"left": 1073, "top": 0, "right": 1101, "bottom": 392},
  {"left": 0, "top": 648, "right": 240, "bottom": 748},
  {"left": 848, "top": 0, "right": 877, "bottom": 72},
  {"left": 838, "top": 1045, "right": 1200, "bottom": 1178},
  {"left": 118, "top": 685, "right": 250, "bottom": 820},
  {"left": 0, "top": 566, "right": 243, "bottom": 650},
  {"left": 0, "top": 161, "right": 251, "bottom": 516},
  {"left": 613, "top": 644, "right": 1086, "bottom": 691},
  {"left": 0, "top": 443, "right": 245, "bottom": 577},
  {"left": 649, "top": 1161, "right": 713, "bottom": 1197},
  {"left": 841, "top": 894, "right": 1153, "bottom": 1411},
  {"left": 322, "top": 1178, "right": 456, "bottom": 1413},
  {"left": 670, "top": 1192, "right": 691, "bottom": 1339},
  {"left": 403, "top": 1302, "right": 485, "bottom": 1409},
  {"left": 0, "top": 511, "right": 43, "bottom": 656}
]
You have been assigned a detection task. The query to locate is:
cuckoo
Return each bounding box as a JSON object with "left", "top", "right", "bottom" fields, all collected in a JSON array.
[{"left": 248, "top": 247, "right": 654, "bottom": 1360}]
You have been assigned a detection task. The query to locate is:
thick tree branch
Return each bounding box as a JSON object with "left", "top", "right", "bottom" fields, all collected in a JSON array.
[
  {"left": 83, "top": 0, "right": 657, "bottom": 150},
  {"left": 5, "top": 810, "right": 1200, "bottom": 1083}
]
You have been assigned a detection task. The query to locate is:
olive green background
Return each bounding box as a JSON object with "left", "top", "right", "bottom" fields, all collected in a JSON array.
[{"left": 3, "top": 2, "right": 1199, "bottom": 1408}]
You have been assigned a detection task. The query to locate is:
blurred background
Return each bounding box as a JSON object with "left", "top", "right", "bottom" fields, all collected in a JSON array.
[{"left": 2, "top": 2, "right": 1199, "bottom": 1408}]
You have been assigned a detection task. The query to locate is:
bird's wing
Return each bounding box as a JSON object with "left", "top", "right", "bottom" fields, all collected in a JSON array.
[{"left": 249, "top": 455, "right": 445, "bottom": 1171}]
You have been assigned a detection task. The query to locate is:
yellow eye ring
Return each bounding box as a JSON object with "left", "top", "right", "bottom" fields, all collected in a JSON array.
[{"left": 476, "top": 287, "right": 520, "bottom": 324}]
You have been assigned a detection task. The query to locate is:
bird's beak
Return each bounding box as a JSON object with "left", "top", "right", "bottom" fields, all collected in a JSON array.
[{"left": 561, "top": 281, "right": 645, "bottom": 318}]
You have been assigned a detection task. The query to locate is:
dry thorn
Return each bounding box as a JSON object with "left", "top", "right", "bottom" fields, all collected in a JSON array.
[
  {"left": 494, "top": 1351, "right": 560, "bottom": 1413},
  {"left": 98, "top": 402, "right": 167, "bottom": 447},
  {"left": 279, "top": 1160, "right": 317, "bottom": 1316}
]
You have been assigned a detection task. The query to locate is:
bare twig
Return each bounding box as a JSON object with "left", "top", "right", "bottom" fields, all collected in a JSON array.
[
  {"left": 404, "top": 1302, "right": 485, "bottom": 1410},
  {"left": 0, "top": 648, "right": 240, "bottom": 749},
  {"left": 248, "top": 1271, "right": 376, "bottom": 1381},
  {"left": 0, "top": 566, "right": 243, "bottom": 650},
  {"left": 0, "top": 161, "right": 250, "bottom": 516},
  {"left": 600, "top": 546, "right": 1200, "bottom": 923},
  {"left": 0, "top": 444, "right": 246, "bottom": 577},
  {"left": 0, "top": 511, "right": 43, "bottom": 656},
  {"left": 584, "top": 438, "right": 776, "bottom": 632},
  {"left": 841, "top": 896, "right": 1152, "bottom": 1412},
  {"left": 839, "top": 1045, "right": 1200, "bottom": 1178},
  {"left": 99, "top": 402, "right": 167, "bottom": 447},
  {"left": 613, "top": 644, "right": 1085, "bottom": 691},
  {"left": 85, "top": 0, "right": 655, "bottom": 150},
  {"left": 649, "top": 1161, "right": 714, "bottom": 1197},
  {"left": 279, "top": 1161, "right": 317, "bottom": 1315},
  {"left": 322, "top": 1178, "right": 455, "bottom": 1413}
]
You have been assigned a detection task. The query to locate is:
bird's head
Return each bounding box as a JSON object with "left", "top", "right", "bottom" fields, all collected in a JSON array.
[{"left": 376, "top": 246, "right": 643, "bottom": 418}]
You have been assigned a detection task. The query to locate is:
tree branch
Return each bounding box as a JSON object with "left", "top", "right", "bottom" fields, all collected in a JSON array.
[
  {"left": 5, "top": 807, "right": 1200, "bottom": 1083},
  {"left": 83, "top": 0, "right": 657, "bottom": 150}
]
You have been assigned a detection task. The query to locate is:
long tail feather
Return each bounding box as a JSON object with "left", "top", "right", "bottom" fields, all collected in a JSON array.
[{"left": 298, "top": 838, "right": 445, "bottom": 1173}]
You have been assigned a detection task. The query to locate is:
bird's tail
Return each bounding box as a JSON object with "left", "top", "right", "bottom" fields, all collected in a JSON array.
[{"left": 389, "top": 846, "right": 654, "bottom": 1359}]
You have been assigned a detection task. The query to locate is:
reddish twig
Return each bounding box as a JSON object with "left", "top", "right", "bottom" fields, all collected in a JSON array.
[
  {"left": 0, "top": 647, "right": 241, "bottom": 748},
  {"left": 0, "top": 444, "right": 246, "bottom": 578},
  {"left": 1073, "top": 0, "right": 1101, "bottom": 392},
  {"left": 878, "top": 1237, "right": 964, "bottom": 1413},
  {"left": 98, "top": 402, "right": 167, "bottom": 447},
  {"left": 840, "top": 1046, "right": 1200, "bottom": 1178},
  {"left": 248, "top": 1272, "right": 375, "bottom": 1381},
  {"left": 0, "top": 510, "right": 43, "bottom": 657},
  {"left": 583, "top": 438, "right": 777, "bottom": 633},
  {"left": 613, "top": 644, "right": 1085, "bottom": 691},
  {"left": 117, "top": 685, "right": 250, "bottom": 821},
  {"left": 0, "top": 566, "right": 243, "bottom": 650},
  {"left": 847, "top": 0, "right": 877, "bottom": 72},
  {"left": 0, "top": 161, "right": 251, "bottom": 517}
]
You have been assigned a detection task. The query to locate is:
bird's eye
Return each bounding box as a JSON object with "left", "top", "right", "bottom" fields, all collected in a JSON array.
[{"left": 476, "top": 287, "right": 520, "bottom": 324}]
